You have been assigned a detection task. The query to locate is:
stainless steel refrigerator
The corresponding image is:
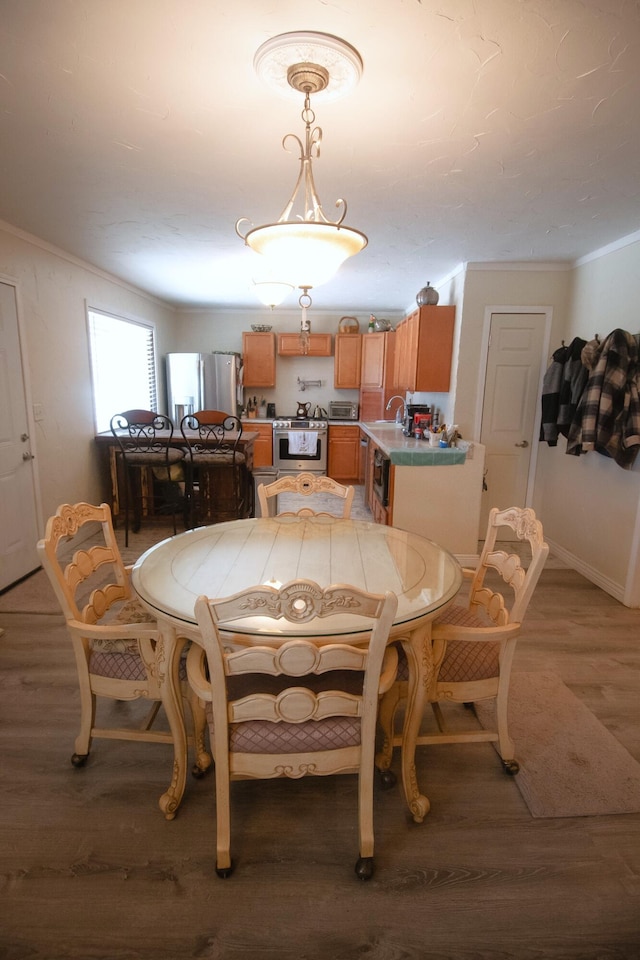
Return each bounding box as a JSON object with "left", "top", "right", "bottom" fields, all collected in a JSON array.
[{"left": 165, "top": 352, "right": 241, "bottom": 423}]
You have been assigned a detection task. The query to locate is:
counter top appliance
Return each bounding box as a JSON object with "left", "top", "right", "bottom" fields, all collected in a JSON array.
[{"left": 329, "top": 400, "right": 358, "bottom": 420}]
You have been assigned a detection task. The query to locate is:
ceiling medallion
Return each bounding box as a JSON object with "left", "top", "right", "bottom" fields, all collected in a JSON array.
[{"left": 253, "top": 31, "right": 363, "bottom": 104}]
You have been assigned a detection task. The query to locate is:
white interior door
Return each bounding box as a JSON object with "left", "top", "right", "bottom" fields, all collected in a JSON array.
[
  {"left": 0, "top": 281, "right": 40, "bottom": 589},
  {"left": 479, "top": 312, "right": 547, "bottom": 538}
]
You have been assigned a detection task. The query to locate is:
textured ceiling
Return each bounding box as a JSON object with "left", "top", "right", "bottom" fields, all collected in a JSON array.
[{"left": 1, "top": 0, "right": 639, "bottom": 313}]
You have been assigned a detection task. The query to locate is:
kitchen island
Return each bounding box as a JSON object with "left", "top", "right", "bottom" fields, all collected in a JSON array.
[{"left": 360, "top": 422, "right": 486, "bottom": 561}]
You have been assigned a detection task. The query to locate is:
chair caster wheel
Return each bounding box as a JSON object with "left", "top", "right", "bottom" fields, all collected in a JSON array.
[
  {"left": 215, "top": 862, "right": 234, "bottom": 879},
  {"left": 355, "top": 857, "right": 374, "bottom": 881},
  {"left": 502, "top": 759, "right": 519, "bottom": 775},
  {"left": 379, "top": 768, "right": 397, "bottom": 790},
  {"left": 71, "top": 753, "right": 88, "bottom": 767}
]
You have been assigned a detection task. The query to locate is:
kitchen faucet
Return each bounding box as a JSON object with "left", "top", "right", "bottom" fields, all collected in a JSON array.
[{"left": 386, "top": 395, "right": 407, "bottom": 424}]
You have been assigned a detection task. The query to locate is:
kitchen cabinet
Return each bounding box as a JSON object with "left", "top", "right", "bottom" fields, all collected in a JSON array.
[
  {"left": 277, "top": 333, "right": 332, "bottom": 356},
  {"left": 334, "top": 334, "right": 362, "bottom": 389},
  {"left": 241, "top": 420, "right": 273, "bottom": 467},
  {"left": 242, "top": 332, "right": 276, "bottom": 387},
  {"left": 360, "top": 332, "right": 387, "bottom": 387},
  {"left": 371, "top": 495, "right": 390, "bottom": 525},
  {"left": 394, "top": 305, "right": 455, "bottom": 392},
  {"left": 359, "top": 331, "right": 396, "bottom": 421},
  {"left": 328, "top": 425, "right": 361, "bottom": 483}
]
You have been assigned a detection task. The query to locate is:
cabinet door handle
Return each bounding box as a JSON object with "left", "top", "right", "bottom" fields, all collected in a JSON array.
[
  {"left": 22, "top": 451, "right": 35, "bottom": 461},
  {"left": 514, "top": 440, "right": 529, "bottom": 448}
]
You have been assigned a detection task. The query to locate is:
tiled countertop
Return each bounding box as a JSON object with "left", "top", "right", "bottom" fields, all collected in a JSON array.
[
  {"left": 238, "top": 417, "right": 469, "bottom": 466},
  {"left": 359, "top": 422, "right": 468, "bottom": 466}
]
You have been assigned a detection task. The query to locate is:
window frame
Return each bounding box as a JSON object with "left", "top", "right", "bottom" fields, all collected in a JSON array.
[{"left": 86, "top": 305, "right": 158, "bottom": 434}]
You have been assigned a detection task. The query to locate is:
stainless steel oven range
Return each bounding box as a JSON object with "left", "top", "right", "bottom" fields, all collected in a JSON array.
[{"left": 272, "top": 418, "right": 328, "bottom": 476}]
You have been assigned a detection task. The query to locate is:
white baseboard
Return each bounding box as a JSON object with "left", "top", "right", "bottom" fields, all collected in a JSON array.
[
  {"left": 454, "top": 553, "right": 480, "bottom": 567},
  {"left": 546, "top": 537, "right": 626, "bottom": 604}
]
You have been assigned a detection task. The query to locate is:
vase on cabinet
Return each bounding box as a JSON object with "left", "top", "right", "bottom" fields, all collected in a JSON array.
[{"left": 416, "top": 283, "right": 439, "bottom": 306}]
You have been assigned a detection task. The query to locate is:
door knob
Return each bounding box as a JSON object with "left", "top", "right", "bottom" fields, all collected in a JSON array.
[
  {"left": 22, "top": 451, "right": 34, "bottom": 461},
  {"left": 21, "top": 433, "right": 29, "bottom": 442},
  {"left": 514, "top": 440, "right": 529, "bottom": 448}
]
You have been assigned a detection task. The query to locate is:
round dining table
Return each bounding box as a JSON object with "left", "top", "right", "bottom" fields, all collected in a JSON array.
[{"left": 132, "top": 515, "right": 462, "bottom": 822}]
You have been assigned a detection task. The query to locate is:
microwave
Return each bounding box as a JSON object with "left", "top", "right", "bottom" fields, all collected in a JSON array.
[{"left": 329, "top": 400, "right": 359, "bottom": 420}]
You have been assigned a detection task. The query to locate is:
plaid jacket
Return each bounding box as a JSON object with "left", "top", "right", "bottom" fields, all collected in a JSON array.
[{"left": 566, "top": 329, "right": 640, "bottom": 469}]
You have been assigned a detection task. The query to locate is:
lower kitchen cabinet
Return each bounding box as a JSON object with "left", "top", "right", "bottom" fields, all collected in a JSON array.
[
  {"left": 328, "top": 425, "right": 361, "bottom": 484},
  {"left": 241, "top": 420, "right": 273, "bottom": 467}
]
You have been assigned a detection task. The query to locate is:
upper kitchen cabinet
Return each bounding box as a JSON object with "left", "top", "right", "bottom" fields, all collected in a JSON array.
[
  {"left": 359, "top": 331, "right": 396, "bottom": 421},
  {"left": 334, "top": 334, "right": 362, "bottom": 389},
  {"left": 242, "top": 332, "right": 276, "bottom": 387},
  {"left": 277, "top": 333, "right": 332, "bottom": 356},
  {"left": 360, "top": 332, "right": 388, "bottom": 387},
  {"left": 394, "top": 305, "right": 455, "bottom": 393}
]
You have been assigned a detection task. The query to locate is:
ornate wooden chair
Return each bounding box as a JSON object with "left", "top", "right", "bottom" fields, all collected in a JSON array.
[
  {"left": 110, "top": 409, "right": 185, "bottom": 546},
  {"left": 377, "top": 506, "right": 549, "bottom": 779},
  {"left": 188, "top": 578, "right": 398, "bottom": 879},
  {"left": 257, "top": 471, "right": 355, "bottom": 518},
  {"left": 37, "top": 501, "right": 210, "bottom": 812},
  {"left": 180, "top": 410, "right": 250, "bottom": 526}
]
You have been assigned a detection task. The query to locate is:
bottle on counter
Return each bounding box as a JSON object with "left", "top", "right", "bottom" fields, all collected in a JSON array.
[{"left": 368, "top": 315, "right": 375, "bottom": 333}]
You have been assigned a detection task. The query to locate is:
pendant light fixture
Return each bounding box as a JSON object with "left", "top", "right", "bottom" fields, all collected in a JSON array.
[
  {"left": 251, "top": 280, "right": 295, "bottom": 309},
  {"left": 236, "top": 32, "right": 367, "bottom": 296}
]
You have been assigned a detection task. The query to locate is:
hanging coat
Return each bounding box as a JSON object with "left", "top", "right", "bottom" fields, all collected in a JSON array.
[{"left": 566, "top": 329, "right": 640, "bottom": 469}]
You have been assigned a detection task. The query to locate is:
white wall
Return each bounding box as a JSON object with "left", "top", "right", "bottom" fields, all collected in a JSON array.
[
  {"left": 450, "top": 264, "right": 571, "bottom": 439},
  {"left": 433, "top": 253, "right": 640, "bottom": 605},
  {"left": 0, "top": 222, "right": 177, "bottom": 523},
  {"left": 531, "top": 238, "right": 640, "bottom": 605}
]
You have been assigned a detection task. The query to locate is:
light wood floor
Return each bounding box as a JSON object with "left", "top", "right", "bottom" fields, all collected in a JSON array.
[{"left": 1, "top": 503, "right": 639, "bottom": 959}]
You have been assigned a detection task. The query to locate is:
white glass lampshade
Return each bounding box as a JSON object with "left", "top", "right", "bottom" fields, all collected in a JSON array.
[
  {"left": 245, "top": 221, "right": 367, "bottom": 289},
  {"left": 251, "top": 280, "right": 294, "bottom": 308}
]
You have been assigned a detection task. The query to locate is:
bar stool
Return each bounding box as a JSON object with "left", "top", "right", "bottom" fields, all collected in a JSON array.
[
  {"left": 180, "top": 410, "right": 250, "bottom": 526},
  {"left": 110, "top": 409, "right": 185, "bottom": 545}
]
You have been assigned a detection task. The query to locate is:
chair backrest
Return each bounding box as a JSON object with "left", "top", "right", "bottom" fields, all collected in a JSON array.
[
  {"left": 191, "top": 579, "right": 397, "bottom": 751},
  {"left": 180, "top": 410, "right": 243, "bottom": 459},
  {"left": 257, "top": 472, "right": 355, "bottom": 518},
  {"left": 110, "top": 409, "right": 174, "bottom": 456},
  {"left": 36, "top": 501, "right": 130, "bottom": 625},
  {"left": 469, "top": 506, "right": 549, "bottom": 626}
]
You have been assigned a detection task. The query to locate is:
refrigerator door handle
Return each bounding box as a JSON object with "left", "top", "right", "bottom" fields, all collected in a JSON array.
[{"left": 198, "top": 357, "right": 205, "bottom": 413}]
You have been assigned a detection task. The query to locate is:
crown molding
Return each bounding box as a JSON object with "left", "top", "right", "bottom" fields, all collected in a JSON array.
[
  {"left": 0, "top": 218, "right": 174, "bottom": 310},
  {"left": 574, "top": 228, "right": 640, "bottom": 267}
]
